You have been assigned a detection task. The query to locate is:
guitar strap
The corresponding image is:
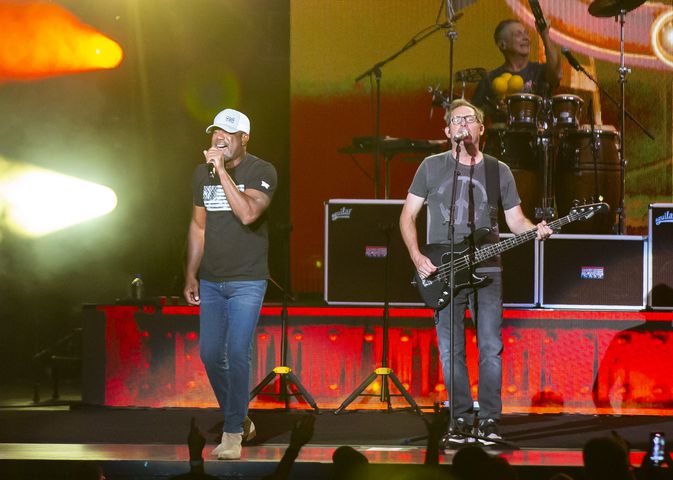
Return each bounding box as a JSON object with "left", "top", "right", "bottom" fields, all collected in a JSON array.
[{"left": 484, "top": 154, "right": 500, "bottom": 229}]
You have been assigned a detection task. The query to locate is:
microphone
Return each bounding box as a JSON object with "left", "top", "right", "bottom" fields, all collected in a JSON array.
[
  {"left": 561, "top": 47, "right": 584, "bottom": 72},
  {"left": 453, "top": 129, "right": 470, "bottom": 143},
  {"left": 207, "top": 163, "right": 216, "bottom": 179}
]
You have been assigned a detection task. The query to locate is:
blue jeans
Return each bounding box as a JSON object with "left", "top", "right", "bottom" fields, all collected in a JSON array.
[
  {"left": 436, "top": 272, "right": 503, "bottom": 423},
  {"left": 199, "top": 279, "right": 266, "bottom": 434}
]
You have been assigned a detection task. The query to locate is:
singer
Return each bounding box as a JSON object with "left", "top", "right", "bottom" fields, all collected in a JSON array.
[
  {"left": 400, "top": 99, "right": 552, "bottom": 446},
  {"left": 472, "top": 18, "right": 562, "bottom": 123},
  {"left": 183, "top": 108, "right": 277, "bottom": 460}
]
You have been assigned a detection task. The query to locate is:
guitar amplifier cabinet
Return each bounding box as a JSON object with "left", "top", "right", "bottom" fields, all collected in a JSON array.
[
  {"left": 540, "top": 234, "right": 647, "bottom": 310},
  {"left": 324, "top": 199, "right": 426, "bottom": 305},
  {"left": 649, "top": 204, "right": 673, "bottom": 310},
  {"left": 500, "top": 234, "right": 538, "bottom": 307}
]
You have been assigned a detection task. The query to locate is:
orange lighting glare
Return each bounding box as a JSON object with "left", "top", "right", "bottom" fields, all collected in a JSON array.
[{"left": 0, "top": 1, "right": 123, "bottom": 81}]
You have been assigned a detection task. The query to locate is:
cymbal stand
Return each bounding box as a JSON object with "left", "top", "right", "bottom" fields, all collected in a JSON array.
[
  {"left": 562, "top": 13, "right": 654, "bottom": 233},
  {"left": 616, "top": 9, "right": 628, "bottom": 234},
  {"left": 588, "top": 99, "right": 601, "bottom": 202},
  {"left": 535, "top": 100, "right": 556, "bottom": 222}
]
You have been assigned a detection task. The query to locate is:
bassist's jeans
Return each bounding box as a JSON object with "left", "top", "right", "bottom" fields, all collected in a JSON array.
[{"left": 435, "top": 272, "right": 503, "bottom": 424}]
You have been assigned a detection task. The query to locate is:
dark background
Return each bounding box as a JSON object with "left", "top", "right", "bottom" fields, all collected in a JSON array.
[{"left": 0, "top": 0, "right": 290, "bottom": 382}]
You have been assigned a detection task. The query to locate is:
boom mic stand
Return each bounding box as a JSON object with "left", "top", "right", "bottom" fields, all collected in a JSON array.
[
  {"left": 335, "top": 223, "right": 421, "bottom": 415},
  {"left": 354, "top": 17, "right": 460, "bottom": 199},
  {"left": 249, "top": 224, "right": 319, "bottom": 413}
]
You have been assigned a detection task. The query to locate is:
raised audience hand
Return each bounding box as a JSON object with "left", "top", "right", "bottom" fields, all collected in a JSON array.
[{"left": 188, "top": 417, "right": 206, "bottom": 460}]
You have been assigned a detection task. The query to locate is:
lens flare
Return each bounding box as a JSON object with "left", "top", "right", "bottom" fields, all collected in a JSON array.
[
  {"left": 0, "top": 0, "right": 123, "bottom": 81},
  {"left": 0, "top": 159, "right": 117, "bottom": 237}
]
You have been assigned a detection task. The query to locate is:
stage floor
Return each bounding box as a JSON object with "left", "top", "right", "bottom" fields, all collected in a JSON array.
[{"left": 0, "top": 396, "right": 666, "bottom": 479}]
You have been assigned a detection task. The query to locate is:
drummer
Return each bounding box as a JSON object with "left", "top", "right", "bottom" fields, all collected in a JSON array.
[{"left": 472, "top": 18, "right": 562, "bottom": 124}]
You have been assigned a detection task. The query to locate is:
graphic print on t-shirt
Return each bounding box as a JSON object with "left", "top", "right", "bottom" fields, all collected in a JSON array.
[
  {"left": 203, "top": 184, "right": 245, "bottom": 211},
  {"left": 437, "top": 174, "right": 488, "bottom": 227}
]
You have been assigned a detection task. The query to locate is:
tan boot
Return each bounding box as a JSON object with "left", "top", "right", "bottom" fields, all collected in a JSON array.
[
  {"left": 216, "top": 432, "right": 243, "bottom": 460},
  {"left": 211, "top": 432, "right": 239, "bottom": 457}
]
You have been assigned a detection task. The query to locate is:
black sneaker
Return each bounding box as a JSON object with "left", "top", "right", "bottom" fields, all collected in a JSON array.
[
  {"left": 477, "top": 418, "right": 502, "bottom": 446},
  {"left": 441, "top": 417, "right": 475, "bottom": 446}
]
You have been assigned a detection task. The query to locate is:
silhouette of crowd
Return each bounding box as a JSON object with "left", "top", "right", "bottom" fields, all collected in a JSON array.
[{"left": 152, "top": 412, "right": 673, "bottom": 480}]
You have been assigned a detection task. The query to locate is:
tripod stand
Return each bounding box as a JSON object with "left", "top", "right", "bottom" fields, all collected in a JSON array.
[
  {"left": 249, "top": 225, "right": 319, "bottom": 413},
  {"left": 334, "top": 224, "right": 421, "bottom": 415}
]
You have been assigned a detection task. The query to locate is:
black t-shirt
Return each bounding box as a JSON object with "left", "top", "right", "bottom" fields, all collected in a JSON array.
[
  {"left": 192, "top": 153, "right": 277, "bottom": 282},
  {"left": 472, "top": 62, "right": 550, "bottom": 123}
]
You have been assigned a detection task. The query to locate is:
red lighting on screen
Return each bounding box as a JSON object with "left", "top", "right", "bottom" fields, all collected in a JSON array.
[
  {"left": 186, "top": 332, "right": 198, "bottom": 341},
  {"left": 363, "top": 333, "right": 374, "bottom": 342}
]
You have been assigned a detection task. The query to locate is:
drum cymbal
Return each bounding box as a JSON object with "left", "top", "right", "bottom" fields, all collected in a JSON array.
[{"left": 588, "top": 0, "right": 646, "bottom": 17}]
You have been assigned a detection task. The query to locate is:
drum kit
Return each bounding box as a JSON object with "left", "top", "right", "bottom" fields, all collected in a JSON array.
[
  {"left": 482, "top": 90, "right": 621, "bottom": 234},
  {"left": 447, "top": 0, "right": 649, "bottom": 234}
]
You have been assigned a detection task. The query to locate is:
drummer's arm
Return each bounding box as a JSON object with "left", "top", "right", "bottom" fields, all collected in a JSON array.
[{"left": 539, "top": 23, "right": 562, "bottom": 87}]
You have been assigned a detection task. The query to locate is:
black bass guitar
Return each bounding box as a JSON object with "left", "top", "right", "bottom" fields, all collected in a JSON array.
[{"left": 413, "top": 202, "right": 609, "bottom": 310}]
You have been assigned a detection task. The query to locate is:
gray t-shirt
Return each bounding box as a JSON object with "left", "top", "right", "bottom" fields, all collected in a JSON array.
[{"left": 409, "top": 152, "right": 521, "bottom": 269}]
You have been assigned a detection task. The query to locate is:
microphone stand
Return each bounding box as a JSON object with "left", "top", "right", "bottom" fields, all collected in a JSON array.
[
  {"left": 444, "top": 0, "right": 458, "bottom": 103},
  {"left": 249, "top": 224, "right": 319, "bottom": 413},
  {"left": 565, "top": 38, "right": 654, "bottom": 234},
  {"left": 444, "top": 141, "right": 461, "bottom": 442},
  {"left": 354, "top": 18, "right": 461, "bottom": 199}
]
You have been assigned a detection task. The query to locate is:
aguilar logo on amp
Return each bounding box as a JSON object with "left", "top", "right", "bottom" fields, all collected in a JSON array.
[
  {"left": 655, "top": 210, "right": 673, "bottom": 226},
  {"left": 331, "top": 207, "right": 352, "bottom": 221}
]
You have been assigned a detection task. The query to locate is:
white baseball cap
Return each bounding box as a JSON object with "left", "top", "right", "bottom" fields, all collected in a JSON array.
[{"left": 206, "top": 108, "right": 251, "bottom": 135}]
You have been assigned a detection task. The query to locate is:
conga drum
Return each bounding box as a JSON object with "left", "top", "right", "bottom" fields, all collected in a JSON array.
[
  {"left": 483, "top": 127, "right": 541, "bottom": 232},
  {"left": 556, "top": 125, "right": 620, "bottom": 233},
  {"left": 551, "top": 94, "right": 584, "bottom": 130},
  {"left": 506, "top": 93, "right": 543, "bottom": 131}
]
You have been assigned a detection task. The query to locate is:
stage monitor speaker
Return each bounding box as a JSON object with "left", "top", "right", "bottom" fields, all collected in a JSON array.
[
  {"left": 325, "top": 199, "right": 426, "bottom": 305},
  {"left": 500, "top": 233, "right": 538, "bottom": 307},
  {"left": 540, "top": 234, "right": 646, "bottom": 310},
  {"left": 649, "top": 204, "right": 673, "bottom": 310}
]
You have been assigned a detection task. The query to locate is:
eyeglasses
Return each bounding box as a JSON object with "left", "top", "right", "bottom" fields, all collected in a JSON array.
[{"left": 450, "top": 114, "right": 478, "bottom": 125}]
